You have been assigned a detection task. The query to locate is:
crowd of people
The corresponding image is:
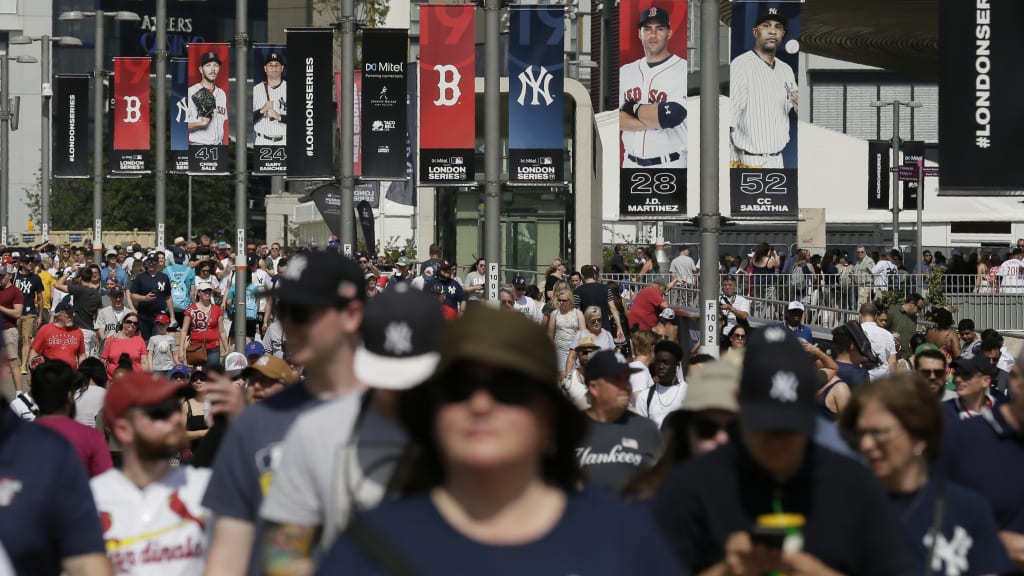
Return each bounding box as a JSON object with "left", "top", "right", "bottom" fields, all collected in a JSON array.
[{"left": 0, "top": 237, "right": 1021, "bottom": 576}]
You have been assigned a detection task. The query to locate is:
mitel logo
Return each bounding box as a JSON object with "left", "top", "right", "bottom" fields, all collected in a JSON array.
[{"left": 365, "top": 61, "right": 404, "bottom": 73}]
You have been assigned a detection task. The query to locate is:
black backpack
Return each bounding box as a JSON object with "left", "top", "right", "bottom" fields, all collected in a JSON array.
[{"left": 844, "top": 320, "right": 882, "bottom": 369}]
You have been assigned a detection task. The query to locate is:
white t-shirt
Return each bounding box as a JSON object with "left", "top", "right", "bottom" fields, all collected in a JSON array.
[
  {"left": 722, "top": 294, "right": 751, "bottom": 333},
  {"left": 513, "top": 294, "right": 544, "bottom": 323},
  {"left": 634, "top": 378, "right": 688, "bottom": 429},
  {"left": 861, "top": 321, "right": 896, "bottom": 380},
  {"left": 74, "top": 386, "right": 107, "bottom": 428},
  {"left": 560, "top": 370, "right": 589, "bottom": 411},
  {"left": 997, "top": 259, "right": 1023, "bottom": 293}
]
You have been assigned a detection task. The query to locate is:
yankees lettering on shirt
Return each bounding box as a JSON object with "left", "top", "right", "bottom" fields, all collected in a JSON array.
[
  {"left": 619, "top": 54, "right": 688, "bottom": 168},
  {"left": 576, "top": 444, "right": 645, "bottom": 466},
  {"left": 730, "top": 50, "right": 796, "bottom": 165}
]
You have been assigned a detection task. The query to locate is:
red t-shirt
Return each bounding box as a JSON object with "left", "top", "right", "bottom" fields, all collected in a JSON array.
[
  {"left": 30, "top": 323, "right": 85, "bottom": 370},
  {"left": 627, "top": 286, "right": 665, "bottom": 332},
  {"left": 101, "top": 335, "right": 147, "bottom": 380},
  {"left": 185, "top": 304, "right": 224, "bottom": 349},
  {"left": 0, "top": 284, "right": 25, "bottom": 330},
  {"left": 34, "top": 416, "right": 113, "bottom": 477}
]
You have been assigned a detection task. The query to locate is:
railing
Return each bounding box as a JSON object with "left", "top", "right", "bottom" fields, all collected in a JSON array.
[{"left": 500, "top": 269, "right": 1024, "bottom": 334}]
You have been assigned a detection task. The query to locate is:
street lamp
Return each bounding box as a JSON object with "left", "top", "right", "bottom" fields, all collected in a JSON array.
[
  {"left": 10, "top": 35, "right": 83, "bottom": 244},
  {"left": 0, "top": 53, "right": 39, "bottom": 244},
  {"left": 870, "top": 99, "right": 923, "bottom": 253},
  {"left": 58, "top": 9, "right": 141, "bottom": 263}
]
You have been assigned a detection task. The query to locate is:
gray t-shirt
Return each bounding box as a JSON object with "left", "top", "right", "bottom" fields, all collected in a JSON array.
[
  {"left": 576, "top": 411, "right": 662, "bottom": 491},
  {"left": 669, "top": 254, "right": 696, "bottom": 285},
  {"left": 202, "top": 384, "right": 321, "bottom": 576},
  {"left": 147, "top": 334, "right": 177, "bottom": 371},
  {"left": 260, "top": 390, "right": 407, "bottom": 551}
]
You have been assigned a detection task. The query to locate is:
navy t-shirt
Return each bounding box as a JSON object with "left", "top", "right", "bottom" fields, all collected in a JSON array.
[
  {"left": 0, "top": 402, "right": 106, "bottom": 575},
  {"left": 427, "top": 277, "right": 467, "bottom": 313},
  {"left": 317, "top": 489, "right": 682, "bottom": 576},
  {"left": 889, "top": 479, "right": 1011, "bottom": 576},
  {"left": 129, "top": 271, "right": 172, "bottom": 316},
  {"left": 12, "top": 273, "right": 43, "bottom": 316},
  {"left": 836, "top": 361, "right": 870, "bottom": 388}
]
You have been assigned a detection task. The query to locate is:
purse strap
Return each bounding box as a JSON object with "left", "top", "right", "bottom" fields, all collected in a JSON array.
[
  {"left": 924, "top": 481, "right": 946, "bottom": 576},
  {"left": 345, "top": 514, "right": 418, "bottom": 576}
]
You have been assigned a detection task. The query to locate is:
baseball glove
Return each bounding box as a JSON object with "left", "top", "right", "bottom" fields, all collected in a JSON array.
[
  {"left": 191, "top": 88, "right": 216, "bottom": 119},
  {"left": 729, "top": 160, "right": 755, "bottom": 169}
]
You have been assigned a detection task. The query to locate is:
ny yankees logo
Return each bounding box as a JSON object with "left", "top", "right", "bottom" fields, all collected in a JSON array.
[
  {"left": 0, "top": 477, "right": 23, "bottom": 506},
  {"left": 768, "top": 7, "right": 778, "bottom": 15},
  {"left": 922, "top": 526, "right": 972, "bottom": 576},
  {"left": 769, "top": 371, "right": 799, "bottom": 402},
  {"left": 123, "top": 96, "right": 142, "bottom": 123},
  {"left": 433, "top": 64, "right": 461, "bottom": 106},
  {"left": 383, "top": 322, "right": 413, "bottom": 355},
  {"left": 175, "top": 97, "right": 188, "bottom": 122},
  {"left": 516, "top": 66, "right": 554, "bottom": 106}
]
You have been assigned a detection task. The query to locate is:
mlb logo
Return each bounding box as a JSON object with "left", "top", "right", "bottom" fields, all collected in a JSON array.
[
  {"left": 450, "top": 157, "right": 464, "bottom": 165},
  {"left": 622, "top": 437, "right": 638, "bottom": 450},
  {"left": 538, "top": 157, "right": 553, "bottom": 165}
]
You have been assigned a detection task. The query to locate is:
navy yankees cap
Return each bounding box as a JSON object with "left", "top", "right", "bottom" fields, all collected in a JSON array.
[
  {"left": 638, "top": 5, "right": 671, "bottom": 28},
  {"left": 264, "top": 52, "right": 284, "bottom": 66},
  {"left": 354, "top": 283, "right": 443, "bottom": 390},
  {"left": 200, "top": 51, "right": 221, "bottom": 66},
  {"left": 262, "top": 252, "right": 365, "bottom": 308},
  {"left": 739, "top": 326, "right": 817, "bottom": 435},
  {"left": 755, "top": 9, "right": 787, "bottom": 29}
]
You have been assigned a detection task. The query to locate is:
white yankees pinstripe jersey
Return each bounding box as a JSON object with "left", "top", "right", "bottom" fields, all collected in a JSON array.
[
  {"left": 619, "top": 54, "right": 688, "bottom": 167},
  {"left": 730, "top": 50, "right": 796, "bottom": 155},
  {"left": 252, "top": 80, "right": 288, "bottom": 145},
  {"left": 91, "top": 466, "right": 212, "bottom": 576}
]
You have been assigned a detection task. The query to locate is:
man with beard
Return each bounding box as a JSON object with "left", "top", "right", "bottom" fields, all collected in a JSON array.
[
  {"left": 127, "top": 254, "right": 174, "bottom": 342},
  {"left": 91, "top": 371, "right": 211, "bottom": 574},
  {"left": 187, "top": 51, "right": 228, "bottom": 145},
  {"left": 427, "top": 259, "right": 467, "bottom": 317}
]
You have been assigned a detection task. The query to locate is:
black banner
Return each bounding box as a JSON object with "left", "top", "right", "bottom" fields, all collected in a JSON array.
[
  {"left": 867, "top": 140, "right": 890, "bottom": 210},
  {"left": 53, "top": 75, "right": 90, "bottom": 179},
  {"left": 286, "top": 29, "right": 334, "bottom": 179},
  {"left": 939, "top": 0, "right": 1024, "bottom": 195},
  {"left": 728, "top": 169, "right": 799, "bottom": 218},
  {"left": 353, "top": 181, "right": 381, "bottom": 209},
  {"left": 901, "top": 140, "right": 924, "bottom": 210},
  {"left": 385, "top": 69, "right": 418, "bottom": 206},
  {"left": 311, "top": 183, "right": 342, "bottom": 237},
  {"left": 361, "top": 29, "right": 408, "bottom": 180},
  {"left": 357, "top": 200, "right": 376, "bottom": 254}
]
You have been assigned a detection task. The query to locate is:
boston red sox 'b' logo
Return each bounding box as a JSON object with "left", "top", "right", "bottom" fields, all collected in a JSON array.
[{"left": 648, "top": 7, "right": 658, "bottom": 17}]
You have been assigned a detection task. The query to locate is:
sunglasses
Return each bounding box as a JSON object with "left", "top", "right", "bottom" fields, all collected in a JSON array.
[
  {"left": 278, "top": 299, "right": 332, "bottom": 325},
  {"left": 123, "top": 319, "right": 138, "bottom": 326},
  {"left": 730, "top": 333, "right": 747, "bottom": 340},
  {"left": 954, "top": 370, "right": 980, "bottom": 380},
  {"left": 139, "top": 399, "right": 179, "bottom": 421},
  {"left": 918, "top": 368, "right": 945, "bottom": 378},
  {"left": 433, "top": 368, "right": 541, "bottom": 406},
  {"left": 558, "top": 298, "right": 570, "bottom": 303},
  {"left": 691, "top": 418, "right": 737, "bottom": 440}
]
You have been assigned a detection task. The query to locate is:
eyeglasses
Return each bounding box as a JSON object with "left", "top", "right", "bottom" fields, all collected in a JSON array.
[
  {"left": 917, "top": 368, "right": 945, "bottom": 378},
  {"left": 432, "top": 368, "right": 541, "bottom": 406},
  {"left": 856, "top": 250, "right": 866, "bottom": 254},
  {"left": 278, "top": 299, "right": 333, "bottom": 325},
  {"left": 847, "top": 426, "right": 905, "bottom": 445},
  {"left": 985, "top": 356, "right": 999, "bottom": 365},
  {"left": 588, "top": 318, "right": 602, "bottom": 324},
  {"left": 578, "top": 349, "right": 595, "bottom": 356},
  {"left": 123, "top": 319, "right": 138, "bottom": 326},
  {"left": 730, "top": 333, "right": 747, "bottom": 340},
  {"left": 954, "top": 370, "right": 980, "bottom": 380},
  {"left": 691, "top": 418, "right": 737, "bottom": 440},
  {"left": 139, "top": 399, "right": 179, "bottom": 421},
  {"left": 557, "top": 299, "right": 570, "bottom": 303},
  {"left": 358, "top": 260, "right": 368, "bottom": 264}
]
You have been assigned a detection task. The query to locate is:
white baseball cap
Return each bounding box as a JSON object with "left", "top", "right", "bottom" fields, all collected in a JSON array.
[{"left": 787, "top": 301, "right": 805, "bottom": 312}]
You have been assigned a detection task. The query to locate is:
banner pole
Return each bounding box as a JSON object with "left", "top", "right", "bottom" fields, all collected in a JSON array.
[
  {"left": 234, "top": 0, "right": 249, "bottom": 352},
  {"left": 483, "top": 0, "right": 501, "bottom": 300},
  {"left": 339, "top": 0, "right": 355, "bottom": 253},
  {"left": 155, "top": 0, "right": 167, "bottom": 247},
  {"left": 697, "top": 0, "right": 720, "bottom": 357}
]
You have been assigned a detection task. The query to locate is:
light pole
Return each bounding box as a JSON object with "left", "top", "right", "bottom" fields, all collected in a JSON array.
[
  {"left": 0, "top": 53, "right": 39, "bottom": 244},
  {"left": 10, "top": 35, "right": 82, "bottom": 245},
  {"left": 58, "top": 10, "right": 141, "bottom": 263},
  {"left": 870, "top": 99, "right": 922, "bottom": 252}
]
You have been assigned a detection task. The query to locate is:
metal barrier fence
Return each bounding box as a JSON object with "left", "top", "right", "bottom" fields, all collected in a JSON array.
[{"left": 500, "top": 269, "right": 1024, "bottom": 334}]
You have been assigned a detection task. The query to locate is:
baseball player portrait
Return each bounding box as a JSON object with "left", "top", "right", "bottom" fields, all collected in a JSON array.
[
  {"left": 730, "top": 8, "right": 798, "bottom": 169},
  {"left": 252, "top": 51, "right": 287, "bottom": 146},
  {"left": 187, "top": 50, "right": 228, "bottom": 146},
  {"left": 619, "top": 4, "right": 688, "bottom": 170}
]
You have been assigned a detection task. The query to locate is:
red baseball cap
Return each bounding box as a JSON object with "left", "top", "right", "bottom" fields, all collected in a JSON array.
[
  {"left": 104, "top": 372, "right": 187, "bottom": 422},
  {"left": 155, "top": 313, "right": 170, "bottom": 325}
]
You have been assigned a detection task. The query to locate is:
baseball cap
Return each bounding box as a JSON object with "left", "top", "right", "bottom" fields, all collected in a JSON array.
[
  {"left": 738, "top": 326, "right": 817, "bottom": 435},
  {"left": 638, "top": 5, "right": 671, "bottom": 28},
  {"left": 242, "top": 354, "right": 298, "bottom": 385},
  {"left": 174, "top": 236, "right": 186, "bottom": 245},
  {"left": 172, "top": 247, "right": 188, "bottom": 264},
  {"left": 755, "top": 8, "right": 787, "bottom": 29},
  {"left": 396, "top": 256, "right": 410, "bottom": 267},
  {"left": 105, "top": 249, "right": 117, "bottom": 257},
  {"left": 196, "top": 280, "right": 214, "bottom": 292},
  {"left": 217, "top": 241, "right": 231, "bottom": 250},
  {"left": 223, "top": 352, "right": 249, "bottom": 378},
  {"left": 575, "top": 337, "right": 601, "bottom": 351},
  {"left": 950, "top": 355, "right": 998, "bottom": 378},
  {"left": 200, "top": 51, "right": 222, "bottom": 66},
  {"left": 262, "top": 252, "right": 366, "bottom": 307},
  {"left": 787, "top": 301, "right": 805, "bottom": 312},
  {"left": 145, "top": 253, "right": 160, "bottom": 265},
  {"left": 154, "top": 313, "right": 170, "bottom": 325},
  {"left": 683, "top": 360, "right": 740, "bottom": 412},
  {"left": 659, "top": 308, "right": 676, "bottom": 321},
  {"left": 169, "top": 365, "right": 190, "bottom": 379},
  {"left": 585, "top": 350, "right": 643, "bottom": 382},
  {"left": 512, "top": 275, "right": 527, "bottom": 288},
  {"left": 264, "top": 52, "right": 284, "bottom": 66},
  {"left": 245, "top": 341, "right": 265, "bottom": 358},
  {"left": 109, "top": 286, "right": 124, "bottom": 297},
  {"left": 437, "top": 259, "right": 453, "bottom": 271},
  {"left": 104, "top": 371, "right": 188, "bottom": 422},
  {"left": 354, "top": 283, "right": 444, "bottom": 390},
  {"left": 54, "top": 295, "right": 75, "bottom": 315},
  {"left": 18, "top": 253, "right": 32, "bottom": 263}
]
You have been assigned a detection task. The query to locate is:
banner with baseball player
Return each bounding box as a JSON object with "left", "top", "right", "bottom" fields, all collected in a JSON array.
[
  {"left": 867, "top": 140, "right": 890, "bottom": 210},
  {"left": 508, "top": 5, "right": 564, "bottom": 185},
  {"left": 728, "top": 1, "right": 800, "bottom": 220},
  {"left": 186, "top": 42, "right": 230, "bottom": 174},
  {"left": 361, "top": 29, "right": 408, "bottom": 180},
  {"left": 618, "top": 0, "right": 688, "bottom": 218},
  {"left": 336, "top": 71, "right": 364, "bottom": 176},
  {"left": 419, "top": 4, "right": 475, "bottom": 185},
  {"left": 901, "top": 140, "right": 924, "bottom": 210},
  {"left": 286, "top": 29, "right": 335, "bottom": 180},
  {"left": 250, "top": 44, "right": 287, "bottom": 175},
  {"left": 169, "top": 58, "right": 190, "bottom": 173},
  {"left": 110, "top": 57, "right": 152, "bottom": 175},
  {"left": 53, "top": 74, "right": 90, "bottom": 179}
]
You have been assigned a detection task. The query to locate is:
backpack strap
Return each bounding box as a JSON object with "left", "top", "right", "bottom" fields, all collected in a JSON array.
[{"left": 646, "top": 386, "right": 656, "bottom": 414}]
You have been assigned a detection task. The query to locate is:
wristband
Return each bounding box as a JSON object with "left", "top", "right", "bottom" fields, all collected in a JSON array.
[{"left": 620, "top": 101, "right": 641, "bottom": 118}]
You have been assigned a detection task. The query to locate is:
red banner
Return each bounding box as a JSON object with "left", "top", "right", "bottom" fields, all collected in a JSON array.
[
  {"left": 187, "top": 42, "right": 230, "bottom": 173},
  {"left": 336, "top": 70, "right": 362, "bottom": 176},
  {"left": 111, "top": 57, "right": 151, "bottom": 173},
  {"left": 419, "top": 4, "right": 475, "bottom": 183}
]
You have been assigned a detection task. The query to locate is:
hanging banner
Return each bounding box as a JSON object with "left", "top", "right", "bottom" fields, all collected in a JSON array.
[
  {"left": 336, "top": 71, "right": 363, "bottom": 176},
  {"left": 361, "top": 29, "right": 408, "bottom": 180},
  {"left": 353, "top": 181, "right": 381, "bottom": 209},
  {"left": 939, "top": 0, "right": 1024, "bottom": 195},
  {"left": 728, "top": 1, "right": 800, "bottom": 220},
  {"left": 169, "top": 58, "right": 190, "bottom": 173},
  {"left": 419, "top": 4, "right": 475, "bottom": 185},
  {"left": 386, "top": 69, "right": 418, "bottom": 206},
  {"left": 286, "top": 29, "right": 334, "bottom": 179},
  {"left": 618, "top": 0, "right": 688, "bottom": 217},
  {"left": 110, "top": 57, "right": 152, "bottom": 174},
  {"left": 508, "top": 6, "right": 564, "bottom": 185},
  {"left": 186, "top": 42, "right": 230, "bottom": 174},
  {"left": 310, "top": 183, "right": 342, "bottom": 237},
  {"left": 901, "top": 140, "right": 924, "bottom": 210},
  {"left": 867, "top": 140, "right": 890, "bottom": 210},
  {"left": 251, "top": 43, "right": 287, "bottom": 175},
  {"left": 357, "top": 200, "right": 376, "bottom": 254},
  {"left": 53, "top": 74, "right": 90, "bottom": 179}
]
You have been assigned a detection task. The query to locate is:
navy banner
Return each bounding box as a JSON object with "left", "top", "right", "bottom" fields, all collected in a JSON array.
[
  {"left": 361, "top": 29, "right": 408, "bottom": 180},
  {"left": 53, "top": 74, "right": 90, "bottom": 179},
  {"left": 169, "top": 58, "right": 189, "bottom": 173},
  {"left": 508, "top": 6, "right": 564, "bottom": 184},
  {"left": 286, "top": 29, "right": 335, "bottom": 179},
  {"left": 728, "top": 1, "right": 800, "bottom": 220},
  {"left": 251, "top": 43, "right": 287, "bottom": 174}
]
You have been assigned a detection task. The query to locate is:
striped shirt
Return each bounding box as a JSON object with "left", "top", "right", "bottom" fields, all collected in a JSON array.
[{"left": 730, "top": 50, "right": 796, "bottom": 155}]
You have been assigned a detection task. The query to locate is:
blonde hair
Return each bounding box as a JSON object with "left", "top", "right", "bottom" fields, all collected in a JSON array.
[{"left": 584, "top": 306, "right": 601, "bottom": 320}]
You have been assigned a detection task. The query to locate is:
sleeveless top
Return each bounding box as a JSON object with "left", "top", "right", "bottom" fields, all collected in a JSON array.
[
  {"left": 185, "top": 400, "right": 208, "bottom": 452},
  {"left": 816, "top": 379, "right": 842, "bottom": 421},
  {"left": 552, "top": 310, "right": 581, "bottom": 351}
]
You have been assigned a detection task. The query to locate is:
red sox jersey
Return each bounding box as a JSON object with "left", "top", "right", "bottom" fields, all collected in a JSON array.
[
  {"left": 252, "top": 80, "right": 287, "bottom": 145},
  {"left": 619, "top": 54, "right": 688, "bottom": 167},
  {"left": 91, "top": 466, "right": 212, "bottom": 575},
  {"left": 730, "top": 50, "right": 796, "bottom": 155},
  {"left": 186, "top": 84, "right": 228, "bottom": 146}
]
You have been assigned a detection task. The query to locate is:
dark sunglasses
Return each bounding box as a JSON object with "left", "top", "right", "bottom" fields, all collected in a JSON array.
[
  {"left": 432, "top": 368, "right": 542, "bottom": 407},
  {"left": 953, "top": 370, "right": 978, "bottom": 380},
  {"left": 918, "top": 368, "right": 944, "bottom": 378},
  {"left": 730, "top": 333, "right": 747, "bottom": 340},
  {"left": 691, "top": 418, "right": 737, "bottom": 440},
  {"left": 123, "top": 319, "right": 138, "bottom": 326},
  {"left": 140, "top": 399, "right": 179, "bottom": 421},
  {"left": 278, "top": 299, "right": 333, "bottom": 325}
]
